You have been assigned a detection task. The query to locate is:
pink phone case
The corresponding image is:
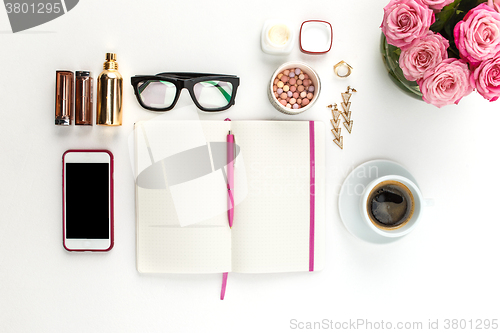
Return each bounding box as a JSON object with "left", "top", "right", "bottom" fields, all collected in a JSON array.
[{"left": 62, "top": 149, "right": 114, "bottom": 252}]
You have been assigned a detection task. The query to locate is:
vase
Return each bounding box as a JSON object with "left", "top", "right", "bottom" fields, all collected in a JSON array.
[{"left": 380, "top": 34, "right": 423, "bottom": 99}]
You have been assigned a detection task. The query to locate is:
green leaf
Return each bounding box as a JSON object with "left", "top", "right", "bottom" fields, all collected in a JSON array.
[
  {"left": 457, "top": 0, "right": 486, "bottom": 16},
  {"left": 431, "top": 0, "right": 461, "bottom": 33}
]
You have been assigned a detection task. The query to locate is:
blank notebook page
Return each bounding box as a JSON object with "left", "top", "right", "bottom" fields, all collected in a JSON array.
[
  {"left": 230, "top": 121, "right": 325, "bottom": 273},
  {"left": 135, "top": 121, "right": 231, "bottom": 274}
]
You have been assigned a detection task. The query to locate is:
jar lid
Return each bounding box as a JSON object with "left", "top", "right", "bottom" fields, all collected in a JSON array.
[{"left": 299, "top": 20, "right": 333, "bottom": 54}]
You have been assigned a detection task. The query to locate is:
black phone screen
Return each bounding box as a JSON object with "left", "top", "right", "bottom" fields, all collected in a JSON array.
[{"left": 65, "top": 163, "right": 110, "bottom": 239}]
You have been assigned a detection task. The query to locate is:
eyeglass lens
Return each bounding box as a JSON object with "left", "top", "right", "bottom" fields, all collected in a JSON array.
[{"left": 138, "top": 80, "right": 176, "bottom": 109}]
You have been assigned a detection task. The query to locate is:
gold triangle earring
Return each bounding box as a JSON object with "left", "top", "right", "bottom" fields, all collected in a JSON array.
[
  {"left": 327, "top": 103, "right": 343, "bottom": 149},
  {"left": 340, "top": 86, "right": 356, "bottom": 133}
]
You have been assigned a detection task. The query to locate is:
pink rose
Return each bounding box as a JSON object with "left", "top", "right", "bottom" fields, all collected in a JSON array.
[
  {"left": 421, "top": 0, "right": 454, "bottom": 11},
  {"left": 399, "top": 32, "right": 449, "bottom": 81},
  {"left": 417, "top": 58, "right": 473, "bottom": 107},
  {"left": 471, "top": 55, "right": 500, "bottom": 101},
  {"left": 488, "top": 0, "right": 500, "bottom": 12},
  {"left": 454, "top": 3, "right": 500, "bottom": 67},
  {"left": 381, "top": 0, "right": 435, "bottom": 50}
]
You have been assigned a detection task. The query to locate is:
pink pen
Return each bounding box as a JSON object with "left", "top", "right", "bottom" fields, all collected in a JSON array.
[
  {"left": 227, "top": 130, "right": 235, "bottom": 228},
  {"left": 221, "top": 130, "right": 235, "bottom": 300}
]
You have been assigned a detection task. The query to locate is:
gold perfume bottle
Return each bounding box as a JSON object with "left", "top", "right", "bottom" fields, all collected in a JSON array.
[{"left": 96, "top": 53, "right": 123, "bottom": 126}]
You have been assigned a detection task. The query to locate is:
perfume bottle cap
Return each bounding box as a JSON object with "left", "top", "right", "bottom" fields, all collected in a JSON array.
[
  {"left": 106, "top": 53, "right": 116, "bottom": 61},
  {"left": 103, "top": 53, "right": 118, "bottom": 70}
]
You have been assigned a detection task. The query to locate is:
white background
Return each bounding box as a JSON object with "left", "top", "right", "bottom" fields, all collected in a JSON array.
[{"left": 1, "top": 0, "right": 499, "bottom": 332}]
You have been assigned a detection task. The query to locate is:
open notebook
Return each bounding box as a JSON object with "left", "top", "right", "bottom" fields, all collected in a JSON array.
[{"left": 134, "top": 120, "right": 325, "bottom": 274}]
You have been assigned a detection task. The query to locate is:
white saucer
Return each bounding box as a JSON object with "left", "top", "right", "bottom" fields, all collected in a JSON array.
[{"left": 338, "top": 159, "right": 419, "bottom": 244}]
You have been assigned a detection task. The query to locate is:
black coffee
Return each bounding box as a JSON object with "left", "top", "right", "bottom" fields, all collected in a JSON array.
[{"left": 367, "top": 180, "right": 414, "bottom": 230}]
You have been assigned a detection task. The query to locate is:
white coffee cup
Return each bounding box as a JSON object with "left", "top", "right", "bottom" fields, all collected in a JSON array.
[{"left": 360, "top": 175, "right": 424, "bottom": 238}]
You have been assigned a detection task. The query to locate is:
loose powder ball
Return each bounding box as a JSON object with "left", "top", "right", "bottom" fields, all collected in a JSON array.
[{"left": 273, "top": 68, "right": 315, "bottom": 109}]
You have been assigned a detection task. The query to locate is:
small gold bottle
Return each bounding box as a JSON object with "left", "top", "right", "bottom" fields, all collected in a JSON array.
[{"left": 96, "top": 53, "right": 123, "bottom": 126}]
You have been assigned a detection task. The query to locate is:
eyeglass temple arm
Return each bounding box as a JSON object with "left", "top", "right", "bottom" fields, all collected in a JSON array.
[
  {"left": 137, "top": 80, "right": 152, "bottom": 94},
  {"left": 204, "top": 81, "right": 232, "bottom": 103},
  {"left": 156, "top": 72, "right": 236, "bottom": 79}
]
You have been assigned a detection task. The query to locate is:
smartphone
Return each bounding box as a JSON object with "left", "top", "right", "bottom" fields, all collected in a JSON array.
[{"left": 62, "top": 150, "right": 114, "bottom": 251}]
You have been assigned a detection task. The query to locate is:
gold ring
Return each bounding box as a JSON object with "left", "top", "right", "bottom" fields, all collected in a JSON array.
[{"left": 334, "top": 61, "right": 353, "bottom": 78}]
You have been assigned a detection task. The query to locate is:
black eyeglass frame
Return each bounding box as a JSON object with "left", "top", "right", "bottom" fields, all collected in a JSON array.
[{"left": 131, "top": 72, "right": 240, "bottom": 112}]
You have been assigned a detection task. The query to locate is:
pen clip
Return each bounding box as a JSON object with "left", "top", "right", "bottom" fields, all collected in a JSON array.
[{"left": 233, "top": 134, "right": 237, "bottom": 167}]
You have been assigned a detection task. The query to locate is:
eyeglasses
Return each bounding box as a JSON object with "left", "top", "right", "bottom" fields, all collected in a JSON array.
[{"left": 131, "top": 72, "right": 240, "bottom": 112}]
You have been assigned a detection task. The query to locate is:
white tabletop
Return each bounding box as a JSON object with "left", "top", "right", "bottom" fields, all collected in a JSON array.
[{"left": 1, "top": 0, "right": 499, "bottom": 332}]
